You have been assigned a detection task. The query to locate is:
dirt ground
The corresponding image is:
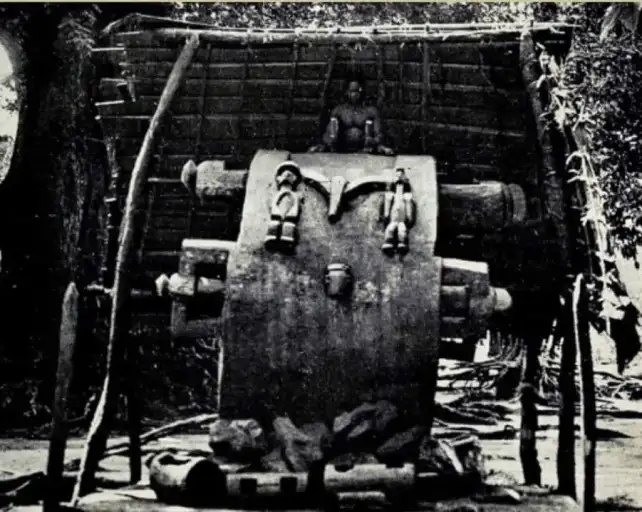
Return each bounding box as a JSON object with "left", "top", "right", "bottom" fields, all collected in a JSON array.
[
  {"left": 1, "top": 406, "right": 641, "bottom": 511},
  {"left": 2, "top": 325, "right": 641, "bottom": 511}
]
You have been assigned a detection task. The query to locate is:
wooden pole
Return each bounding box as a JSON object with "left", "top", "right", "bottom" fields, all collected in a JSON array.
[
  {"left": 573, "top": 274, "right": 596, "bottom": 512},
  {"left": 519, "top": 335, "right": 542, "bottom": 486},
  {"left": 71, "top": 32, "right": 200, "bottom": 504},
  {"left": 44, "top": 282, "right": 79, "bottom": 512},
  {"left": 557, "top": 291, "right": 576, "bottom": 497}
]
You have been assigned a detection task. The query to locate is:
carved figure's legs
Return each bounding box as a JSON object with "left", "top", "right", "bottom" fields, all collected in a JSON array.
[
  {"left": 382, "top": 222, "right": 398, "bottom": 256},
  {"left": 280, "top": 215, "right": 298, "bottom": 254},
  {"left": 397, "top": 222, "right": 409, "bottom": 255},
  {"left": 403, "top": 192, "right": 416, "bottom": 227},
  {"left": 264, "top": 218, "right": 282, "bottom": 252},
  {"left": 265, "top": 187, "right": 301, "bottom": 254}
]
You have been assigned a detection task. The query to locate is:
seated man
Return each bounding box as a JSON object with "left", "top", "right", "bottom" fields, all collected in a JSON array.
[{"left": 309, "top": 76, "right": 394, "bottom": 155}]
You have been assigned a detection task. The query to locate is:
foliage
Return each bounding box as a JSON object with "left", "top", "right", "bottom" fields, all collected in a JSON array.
[
  {"left": 171, "top": 2, "right": 533, "bottom": 28},
  {"left": 550, "top": 32, "right": 642, "bottom": 261},
  {"left": 600, "top": 2, "right": 642, "bottom": 41}
]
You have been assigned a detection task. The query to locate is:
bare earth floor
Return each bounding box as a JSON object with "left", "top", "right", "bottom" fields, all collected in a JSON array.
[{"left": 1, "top": 411, "right": 641, "bottom": 511}]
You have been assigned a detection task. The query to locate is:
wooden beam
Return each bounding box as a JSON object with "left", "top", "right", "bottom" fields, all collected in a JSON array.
[
  {"left": 113, "top": 24, "right": 572, "bottom": 46},
  {"left": 71, "top": 32, "right": 201, "bottom": 504}
]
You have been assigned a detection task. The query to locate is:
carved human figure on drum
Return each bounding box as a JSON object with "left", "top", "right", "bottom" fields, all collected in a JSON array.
[{"left": 309, "top": 76, "right": 394, "bottom": 155}]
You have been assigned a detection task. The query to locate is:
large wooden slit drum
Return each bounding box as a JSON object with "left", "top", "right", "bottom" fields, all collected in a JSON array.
[{"left": 220, "top": 151, "right": 442, "bottom": 424}]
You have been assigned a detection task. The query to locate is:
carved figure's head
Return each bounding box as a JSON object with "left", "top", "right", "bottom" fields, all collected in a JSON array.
[
  {"left": 324, "top": 262, "right": 354, "bottom": 299},
  {"left": 275, "top": 161, "right": 302, "bottom": 189},
  {"left": 394, "top": 168, "right": 408, "bottom": 185}
]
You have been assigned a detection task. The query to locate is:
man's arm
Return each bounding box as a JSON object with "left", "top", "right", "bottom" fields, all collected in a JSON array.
[
  {"left": 322, "top": 106, "right": 341, "bottom": 146},
  {"left": 366, "top": 106, "right": 383, "bottom": 145}
]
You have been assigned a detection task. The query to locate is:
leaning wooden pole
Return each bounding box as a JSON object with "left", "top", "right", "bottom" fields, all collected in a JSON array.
[
  {"left": 44, "top": 282, "right": 79, "bottom": 512},
  {"left": 71, "top": 33, "right": 200, "bottom": 504}
]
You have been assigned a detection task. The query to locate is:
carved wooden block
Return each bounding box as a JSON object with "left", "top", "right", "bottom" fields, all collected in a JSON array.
[{"left": 169, "top": 238, "right": 235, "bottom": 338}]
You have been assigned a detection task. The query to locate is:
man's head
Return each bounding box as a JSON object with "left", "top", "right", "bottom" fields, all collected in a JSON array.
[{"left": 344, "top": 76, "right": 365, "bottom": 106}]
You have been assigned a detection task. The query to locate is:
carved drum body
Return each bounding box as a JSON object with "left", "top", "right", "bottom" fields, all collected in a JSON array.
[
  {"left": 168, "top": 150, "right": 518, "bottom": 425},
  {"left": 223, "top": 151, "right": 441, "bottom": 424}
]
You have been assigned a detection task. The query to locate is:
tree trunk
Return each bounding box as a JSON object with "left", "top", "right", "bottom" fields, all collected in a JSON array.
[{"left": 0, "top": 6, "right": 139, "bottom": 424}]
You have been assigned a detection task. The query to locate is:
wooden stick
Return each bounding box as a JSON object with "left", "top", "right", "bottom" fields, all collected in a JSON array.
[
  {"left": 125, "top": 331, "right": 142, "bottom": 484},
  {"left": 519, "top": 336, "right": 542, "bottom": 486},
  {"left": 71, "top": 33, "right": 200, "bottom": 505},
  {"left": 557, "top": 293, "right": 576, "bottom": 497},
  {"left": 44, "top": 282, "right": 79, "bottom": 512}
]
